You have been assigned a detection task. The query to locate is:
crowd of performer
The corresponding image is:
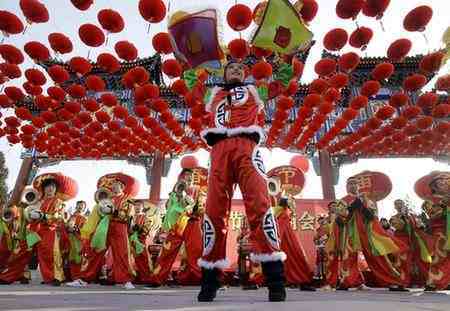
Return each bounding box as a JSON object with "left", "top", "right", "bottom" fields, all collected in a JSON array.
[{"left": 0, "top": 168, "right": 448, "bottom": 293}]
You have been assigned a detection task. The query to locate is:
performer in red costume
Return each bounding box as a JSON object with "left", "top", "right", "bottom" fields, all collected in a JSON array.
[
  {"left": 29, "top": 174, "right": 77, "bottom": 286},
  {"left": 150, "top": 169, "right": 204, "bottom": 286},
  {"left": 343, "top": 174, "right": 409, "bottom": 291},
  {"left": 389, "top": 199, "right": 432, "bottom": 288},
  {"left": 68, "top": 173, "right": 138, "bottom": 289},
  {"left": 416, "top": 172, "right": 450, "bottom": 291},
  {"left": 130, "top": 200, "right": 160, "bottom": 284},
  {"left": 198, "top": 60, "right": 286, "bottom": 302},
  {"left": 323, "top": 200, "right": 364, "bottom": 290},
  {"left": 66, "top": 201, "right": 87, "bottom": 281},
  {"left": 0, "top": 206, "right": 14, "bottom": 270}
]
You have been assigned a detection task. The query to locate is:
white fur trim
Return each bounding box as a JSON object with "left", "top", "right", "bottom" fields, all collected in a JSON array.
[
  {"left": 197, "top": 258, "right": 230, "bottom": 270},
  {"left": 205, "top": 86, "right": 222, "bottom": 113},
  {"left": 201, "top": 125, "right": 267, "bottom": 146},
  {"left": 250, "top": 251, "right": 287, "bottom": 263}
]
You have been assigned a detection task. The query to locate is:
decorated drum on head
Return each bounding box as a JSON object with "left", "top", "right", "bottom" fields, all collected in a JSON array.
[
  {"left": 414, "top": 171, "right": 450, "bottom": 201},
  {"left": 346, "top": 171, "right": 392, "bottom": 202},
  {"left": 267, "top": 165, "right": 305, "bottom": 196}
]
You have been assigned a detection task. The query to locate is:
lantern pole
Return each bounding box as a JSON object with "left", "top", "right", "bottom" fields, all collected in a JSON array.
[
  {"left": 8, "top": 157, "right": 34, "bottom": 206},
  {"left": 318, "top": 150, "right": 336, "bottom": 200},
  {"left": 149, "top": 151, "right": 164, "bottom": 204}
]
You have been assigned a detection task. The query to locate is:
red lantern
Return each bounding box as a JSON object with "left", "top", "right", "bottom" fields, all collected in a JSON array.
[
  {"left": 419, "top": 52, "right": 445, "bottom": 74},
  {"left": 25, "top": 68, "right": 46, "bottom": 86},
  {"left": 436, "top": 75, "right": 450, "bottom": 92},
  {"left": 362, "top": 0, "right": 390, "bottom": 19},
  {"left": 23, "top": 82, "right": 42, "bottom": 96},
  {"left": 228, "top": 38, "right": 250, "bottom": 59},
  {"left": 349, "top": 26, "right": 373, "bottom": 50},
  {"left": 319, "top": 101, "right": 334, "bottom": 114},
  {"left": 323, "top": 28, "right": 348, "bottom": 51},
  {"left": 20, "top": 0, "right": 49, "bottom": 24},
  {"left": 82, "top": 98, "right": 99, "bottom": 112},
  {"left": 303, "top": 93, "right": 322, "bottom": 108},
  {"left": 134, "top": 83, "right": 160, "bottom": 103},
  {"left": 371, "top": 62, "right": 394, "bottom": 81},
  {"left": 336, "top": 0, "right": 364, "bottom": 20},
  {"left": 0, "top": 63, "right": 21, "bottom": 79},
  {"left": 375, "top": 105, "right": 395, "bottom": 120},
  {"left": 0, "top": 11, "right": 24, "bottom": 35},
  {"left": 349, "top": 95, "right": 368, "bottom": 110},
  {"left": 15, "top": 107, "right": 32, "bottom": 121},
  {"left": 402, "top": 105, "right": 422, "bottom": 120},
  {"left": 417, "top": 92, "right": 438, "bottom": 109},
  {"left": 113, "top": 106, "right": 128, "bottom": 119},
  {"left": 85, "top": 75, "right": 106, "bottom": 92},
  {"left": 152, "top": 99, "right": 169, "bottom": 112},
  {"left": 416, "top": 116, "right": 433, "bottom": 130},
  {"left": 277, "top": 96, "right": 294, "bottom": 111},
  {"left": 70, "top": 0, "right": 93, "bottom": 11},
  {"left": 48, "top": 33, "right": 73, "bottom": 54},
  {"left": 403, "top": 6, "right": 433, "bottom": 32},
  {"left": 47, "top": 65, "right": 69, "bottom": 83},
  {"left": 101, "top": 93, "right": 118, "bottom": 107},
  {"left": 309, "top": 78, "right": 329, "bottom": 95},
  {"left": 98, "top": 9, "right": 125, "bottom": 33},
  {"left": 388, "top": 92, "right": 409, "bottom": 108},
  {"left": 64, "top": 101, "right": 81, "bottom": 114},
  {"left": 171, "top": 79, "right": 189, "bottom": 96},
  {"left": 115, "top": 41, "right": 138, "bottom": 62},
  {"left": 366, "top": 117, "right": 382, "bottom": 130},
  {"left": 0, "top": 44, "right": 24, "bottom": 64},
  {"left": 290, "top": 155, "right": 309, "bottom": 173},
  {"left": 329, "top": 73, "right": 349, "bottom": 89},
  {"left": 139, "top": 0, "right": 166, "bottom": 23},
  {"left": 338, "top": 52, "right": 360, "bottom": 73},
  {"left": 252, "top": 61, "right": 273, "bottom": 80},
  {"left": 360, "top": 80, "right": 380, "bottom": 97},
  {"left": 252, "top": 46, "right": 273, "bottom": 59},
  {"left": 69, "top": 56, "right": 92, "bottom": 76},
  {"left": 162, "top": 59, "right": 182, "bottom": 78},
  {"left": 23, "top": 41, "right": 49, "bottom": 62},
  {"left": 342, "top": 108, "right": 358, "bottom": 121},
  {"left": 297, "top": 0, "right": 318, "bottom": 23},
  {"left": 78, "top": 24, "right": 105, "bottom": 47},
  {"left": 152, "top": 32, "right": 173, "bottom": 54},
  {"left": 387, "top": 38, "right": 411, "bottom": 61},
  {"left": 227, "top": 4, "right": 252, "bottom": 31},
  {"left": 314, "top": 58, "right": 336, "bottom": 77},
  {"left": 181, "top": 156, "right": 199, "bottom": 169},
  {"left": 97, "top": 53, "right": 120, "bottom": 73},
  {"left": 432, "top": 104, "right": 450, "bottom": 119},
  {"left": 68, "top": 84, "right": 87, "bottom": 99},
  {"left": 403, "top": 74, "right": 427, "bottom": 92},
  {"left": 4, "top": 86, "right": 25, "bottom": 102},
  {"left": 122, "top": 67, "right": 150, "bottom": 89},
  {"left": 292, "top": 58, "right": 304, "bottom": 78},
  {"left": 391, "top": 116, "right": 408, "bottom": 129}
]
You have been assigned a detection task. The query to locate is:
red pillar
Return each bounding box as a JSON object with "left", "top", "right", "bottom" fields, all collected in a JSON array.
[
  {"left": 8, "top": 157, "right": 34, "bottom": 206},
  {"left": 149, "top": 152, "right": 164, "bottom": 204},
  {"left": 319, "top": 151, "right": 336, "bottom": 200}
]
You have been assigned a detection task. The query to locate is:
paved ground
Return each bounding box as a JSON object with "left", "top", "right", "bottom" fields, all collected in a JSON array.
[{"left": 0, "top": 285, "right": 449, "bottom": 311}]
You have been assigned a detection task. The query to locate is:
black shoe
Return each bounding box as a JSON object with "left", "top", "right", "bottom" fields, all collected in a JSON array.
[
  {"left": 261, "top": 261, "right": 287, "bottom": 302},
  {"left": 242, "top": 284, "right": 259, "bottom": 290},
  {"left": 52, "top": 280, "right": 61, "bottom": 287},
  {"left": 197, "top": 268, "right": 220, "bottom": 302},
  {"left": 337, "top": 286, "right": 348, "bottom": 291},
  {"left": 389, "top": 286, "right": 409, "bottom": 292},
  {"left": 0, "top": 280, "right": 12, "bottom": 285},
  {"left": 424, "top": 285, "right": 436, "bottom": 292},
  {"left": 19, "top": 278, "right": 30, "bottom": 284},
  {"left": 300, "top": 284, "right": 316, "bottom": 291}
]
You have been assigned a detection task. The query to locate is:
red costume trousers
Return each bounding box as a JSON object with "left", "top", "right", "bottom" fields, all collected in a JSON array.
[
  {"left": 0, "top": 235, "right": 11, "bottom": 269},
  {"left": 200, "top": 137, "right": 283, "bottom": 269},
  {"left": 36, "top": 224, "right": 65, "bottom": 283},
  {"left": 82, "top": 221, "right": 133, "bottom": 283},
  {"left": 0, "top": 241, "right": 31, "bottom": 283},
  {"left": 427, "top": 219, "right": 450, "bottom": 290},
  {"left": 134, "top": 235, "right": 152, "bottom": 284},
  {"left": 152, "top": 218, "right": 202, "bottom": 285},
  {"left": 277, "top": 209, "right": 313, "bottom": 285}
]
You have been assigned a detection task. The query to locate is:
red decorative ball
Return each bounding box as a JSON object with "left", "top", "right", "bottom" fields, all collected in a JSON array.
[
  {"left": 78, "top": 23, "right": 105, "bottom": 47},
  {"left": 403, "top": 74, "right": 427, "bottom": 92},
  {"left": 48, "top": 33, "right": 73, "bottom": 54},
  {"left": 70, "top": 0, "right": 93, "bottom": 11},
  {"left": 416, "top": 92, "right": 438, "bottom": 109},
  {"left": 338, "top": 52, "right": 360, "bottom": 72},
  {"left": 349, "top": 26, "right": 373, "bottom": 49},
  {"left": 0, "top": 63, "right": 21, "bottom": 79},
  {"left": 371, "top": 62, "right": 394, "bottom": 80},
  {"left": 23, "top": 41, "right": 49, "bottom": 62},
  {"left": 101, "top": 93, "right": 118, "bottom": 107},
  {"left": 152, "top": 32, "right": 173, "bottom": 54},
  {"left": 122, "top": 67, "right": 150, "bottom": 89},
  {"left": 97, "top": 53, "right": 121, "bottom": 73},
  {"left": 309, "top": 78, "right": 329, "bottom": 95},
  {"left": 115, "top": 41, "right": 138, "bottom": 61},
  {"left": 20, "top": 0, "right": 49, "bottom": 24},
  {"left": 303, "top": 94, "right": 322, "bottom": 108},
  {"left": 0, "top": 11, "right": 24, "bottom": 35},
  {"left": 299, "top": 0, "right": 319, "bottom": 22},
  {"left": 342, "top": 108, "right": 358, "bottom": 121},
  {"left": 98, "top": 9, "right": 124, "bottom": 33},
  {"left": 329, "top": 73, "right": 349, "bottom": 89},
  {"left": 277, "top": 96, "right": 294, "bottom": 111},
  {"left": 360, "top": 80, "right": 380, "bottom": 97},
  {"left": 227, "top": 4, "right": 252, "bottom": 31},
  {"left": 362, "top": 0, "right": 390, "bottom": 18},
  {"left": 387, "top": 38, "right": 412, "bottom": 61},
  {"left": 69, "top": 56, "right": 92, "bottom": 76},
  {"left": 391, "top": 116, "right": 408, "bottom": 129},
  {"left": 432, "top": 104, "right": 450, "bottom": 118},
  {"left": 162, "top": 59, "right": 182, "bottom": 78},
  {"left": 171, "top": 79, "right": 189, "bottom": 96},
  {"left": 314, "top": 58, "right": 336, "bottom": 77},
  {"left": 323, "top": 28, "right": 348, "bottom": 51},
  {"left": 375, "top": 105, "right": 395, "bottom": 120},
  {"left": 388, "top": 92, "right": 409, "bottom": 108},
  {"left": 403, "top": 5, "right": 433, "bottom": 32},
  {"left": 252, "top": 61, "right": 273, "bottom": 80},
  {"left": 436, "top": 75, "right": 450, "bottom": 92},
  {"left": 419, "top": 52, "right": 445, "bottom": 74},
  {"left": 25, "top": 68, "right": 46, "bottom": 86},
  {"left": 336, "top": 0, "right": 364, "bottom": 19},
  {"left": 139, "top": 0, "right": 166, "bottom": 23},
  {"left": 85, "top": 75, "right": 106, "bottom": 92},
  {"left": 416, "top": 116, "right": 433, "bottom": 130},
  {"left": 228, "top": 38, "right": 250, "bottom": 59},
  {"left": 349, "top": 95, "right": 369, "bottom": 110},
  {"left": 402, "top": 105, "right": 422, "bottom": 120}
]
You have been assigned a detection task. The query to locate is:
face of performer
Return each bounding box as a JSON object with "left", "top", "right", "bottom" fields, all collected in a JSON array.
[
  {"left": 112, "top": 181, "right": 125, "bottom": 195},
  {"left": 134, "top": 201, "right": 144, "bottom": 214},
  {"left": 43, "top": 182, "right": 57, "bottom": 198},
  {"left": 224, "top": 62, "right": 246, "bottom": 84},
  {"left": 431, "top": 177, "right": 450, "bottom": 196},
  {"left": 394, "top": 199, "right": 405, "bottom": 213},
  {"left": 347, "top": 179, "right": 358, "bottom": 195},
  {"left": 75, "top": 201, "right": 86, "bottom": 213}
]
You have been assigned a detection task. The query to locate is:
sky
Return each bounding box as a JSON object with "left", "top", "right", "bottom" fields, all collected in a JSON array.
[{"left": 0, "top": 0, "right": 449, "bottom": 218}]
